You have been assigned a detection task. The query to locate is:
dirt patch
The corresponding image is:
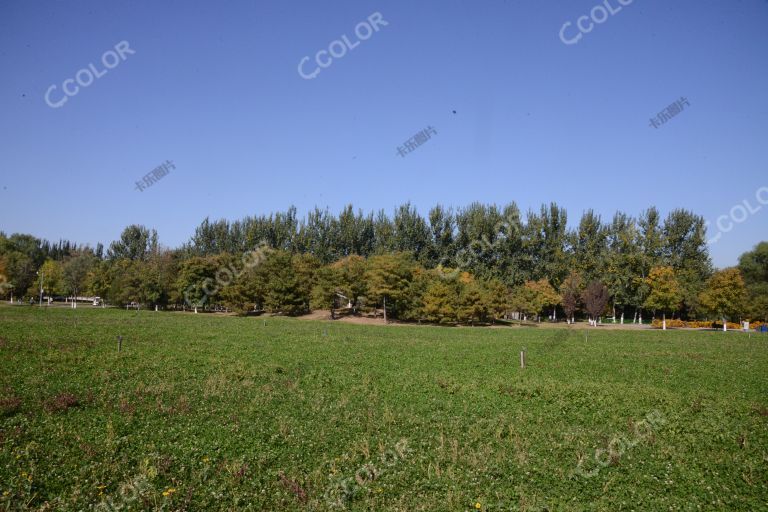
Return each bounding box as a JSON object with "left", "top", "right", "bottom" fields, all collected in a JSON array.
[
  {"left": 295, "top": 312, "right": 660, "bottom": 330},
  {"left": 278, "top": 471, "right": 308, "bottom": 504},
  {"left": 296, "top": 310, "right": 388, "bottom": 326},
  {"left": 44, "top": 393, "right": 80, "bottom": 413},
  {"left": 0, "top": 395, "right": 22, "bottom": 417}
]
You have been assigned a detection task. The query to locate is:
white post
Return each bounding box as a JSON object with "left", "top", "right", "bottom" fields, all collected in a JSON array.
[
  {"left": 662, "top": 313, "right": 667, "bottom": 331},
  {"left": 723, "top": 317, "right": 727, "bottom": 332},
  {"left": 520, "top": 350, "right": 526, "bottom": 369}
]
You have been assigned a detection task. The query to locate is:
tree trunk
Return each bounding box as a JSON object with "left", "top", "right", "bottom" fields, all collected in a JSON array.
[
  {"left": 612, "top": 304, "right": 616, "bottom": 323},
  {"left": 552, "top": 306, "right": 556, "bottom": 322},
  {"left": 620, "top": 310, "right": 624, "bottom": 324},
  {"left": 662, "top": 312, "right": 666, "bottom": 331},
  {"left": 383, "top": 297, "right": 387, "bottom": 323},
  {"left": 194, "top": 306, "right": 198, "bottom": 314},
  {"left": 722, "top": 316, "right": 727, "bottom": 332}
]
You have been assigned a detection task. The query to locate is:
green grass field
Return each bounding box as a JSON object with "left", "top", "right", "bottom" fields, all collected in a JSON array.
[{"left": 0, "top": 305, "right": 767, "bottom": 511}]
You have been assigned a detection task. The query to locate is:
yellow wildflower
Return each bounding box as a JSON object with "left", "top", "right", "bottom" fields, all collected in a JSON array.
[{"left": 475, "top": 502, "right": 482, "bottom": 510}]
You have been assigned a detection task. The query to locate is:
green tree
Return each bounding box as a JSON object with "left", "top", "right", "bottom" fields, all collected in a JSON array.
[
  {"left": 331, "top": 255, "right": 368, "bottom": 309},
  {"left": 27, "top": 259, "right": 64, "bottom": 298},
  {"left": 175, "top": 256, "right": 219, "bottom": 312},
  {"left": 644, "top": 266, "right": 682, "bottom": 330},
  {"left": 509, "top": 281, "right": 545, "bottom": 323},
  {"left": 483, "top": 278, "right": 509, "bottom": 323},
  {"left": 738, "top": 242, "right": 768, "bottom": 322},
  {"left": 392, "top": 203, "right": 432, "bottom": 263},
  {"left": 606, "top": 212, "right": 639, "bottom": 323},
  {"left": 311, "top": 265, "right": 342, "bottom": 318},
  {"left": 0, "top": 257, "right": 9, "bottom": 299},
  {"left": 142, "top": 250, "right": 178, "bottom": 309},
  {"left": 662, "top": 209, "right": 711, "bottom": 317},
  {"left": 560, "top": 271, "right": 582, "bottom": 324},
  {"left": 107, "top": 259, "right": 149, "bottom": 307},
  {"left": 699, "top": 268, "right": 748, "bottom": 331},
  {"left": 421, "top": 279, "right": 458, "bottom": 324},
  {"left": 634, "top": 207, "right": 664, "bottom": 323},
  {"left": 108, "top": 225, "right": 158, "bottom": 261},
  {"left": 529, "top": 278, "right": 560, "bottom": 322},
  {"left": 0, "top": 234, "right": 42, "bottom": 300},
  {"left": 364, "top": 253, "right": 416, "bottom": 322},
  {"left": 572, "top": 210, "right": 607, "bottom": 285},
  {"left": 62, "top": 251, "right": 98, "bottom": 307},
  {"left": 456, "top": 277, "right": 487, "bottom": 325},
  {"left": 254, "top": 251, "right": 312, "bottom": 315}
]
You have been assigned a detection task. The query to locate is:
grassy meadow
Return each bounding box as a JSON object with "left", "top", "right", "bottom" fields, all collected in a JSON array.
[{"left": 0, "top": 305, "right": 767, "bottom": 511}]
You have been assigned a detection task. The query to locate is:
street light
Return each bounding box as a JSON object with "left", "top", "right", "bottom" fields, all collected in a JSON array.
[{"left": 36, "top": 270, "right": 44, "bottom": 307}]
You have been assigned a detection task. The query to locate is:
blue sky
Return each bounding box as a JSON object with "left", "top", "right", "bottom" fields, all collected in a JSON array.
[{"left": 0, "top": 0, "right": 766, "bottom": 267}]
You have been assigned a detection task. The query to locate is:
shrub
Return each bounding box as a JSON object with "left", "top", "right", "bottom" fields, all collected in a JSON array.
[{"left": 651, "top": 318, "right": 685, "bottom": 329}]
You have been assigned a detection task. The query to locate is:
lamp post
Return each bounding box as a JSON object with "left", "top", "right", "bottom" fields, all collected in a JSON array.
[{"left": 36, "top": 271, "right": 44, "bottom": 307}]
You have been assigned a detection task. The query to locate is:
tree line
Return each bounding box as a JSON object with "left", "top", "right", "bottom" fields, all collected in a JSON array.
[{"left": 0, "top": 202, "right": 766, "bottom": 325}]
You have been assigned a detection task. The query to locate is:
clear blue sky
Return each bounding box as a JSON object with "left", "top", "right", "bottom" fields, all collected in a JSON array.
[{"left": 1, "top": 0, "right": 766, "bottom": 267}]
